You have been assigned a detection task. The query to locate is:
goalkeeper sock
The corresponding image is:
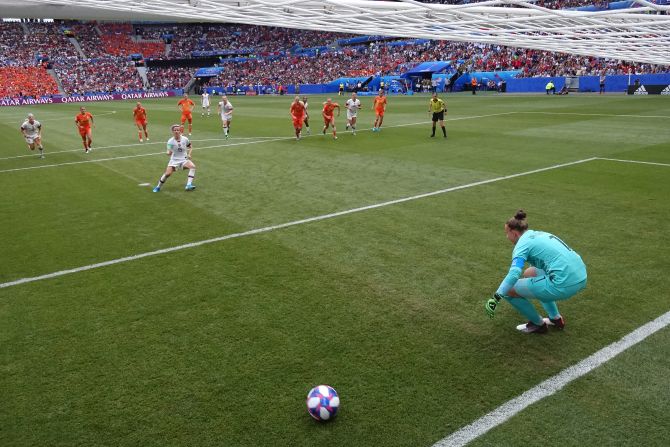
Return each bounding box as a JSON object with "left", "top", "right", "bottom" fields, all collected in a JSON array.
[
  {"left": 540, "top": 300, "right": 561, "bottom": 320},
  {"left": 503, "top": 295, "right": 543, "bottom": 325}
]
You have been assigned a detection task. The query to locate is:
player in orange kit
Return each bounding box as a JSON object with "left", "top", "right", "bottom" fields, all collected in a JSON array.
[
  {"left": 289, "top": 96, "right": 306, "bottom": 140},
  {"left": 321, "top": 98, "right": 340, "bottom": 139},
  {"left": 177, "top": 93, "right": 195, "bottom": 135},
  {"left": 133, "top": 102, "right": 149, "bottom": 142},
  {"left": 74, "top": 106, "right": 95, "bottom": 153},
  {"left": 372, "top": 89, "right": 387, "bottom": 132}
]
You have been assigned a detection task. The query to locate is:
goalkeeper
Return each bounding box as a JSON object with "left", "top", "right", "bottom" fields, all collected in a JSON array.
[{"left": 485, "top": 210, "right": 587, "bottom": 334}]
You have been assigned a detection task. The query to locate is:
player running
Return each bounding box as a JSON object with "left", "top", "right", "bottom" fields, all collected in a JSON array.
[
  {"left": 322, "top": 98, "right": 340, "bottom": 139},
  {"left": 201, "top": 91, "right": 211, "bottom": 116},
  {"left": 133, "top": 102, "right": 149, "bottom": 142},
  {"left": 372, "top": 90, "right": 387, "bottom": 132},
  {"left": 345, "top": 92, "right": 361, "bottom": 135},
  {"left": 217, "top": 96, "right": 234, "bottom": 139},
  {"left": 178, "top": 93, "right": 195, "bottom": 136},
  {"left": 428, "top": 92, "right": 447, "bottom": 138},
  {"left": 75, "top": 106, "right": 94, "bottom": 153},
  {"left": 20, "top": 113, "right": 44, "bottom": 158},
  {"left": 153, "top": 124, "right": 197, "bottom": 192},
  {"left": 289, "top": 96, "right": 306, "bottom": 140},
  {"left": 485, "top": 210, "right": 588, "bottom": 334},
  {"left": 302, "top": 96, "right": 311, "bottom": 135}
]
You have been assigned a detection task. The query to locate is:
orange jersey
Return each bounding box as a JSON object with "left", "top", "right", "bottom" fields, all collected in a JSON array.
[
  {"left": 290, "top": 101, "right": 305, "bottom": 117},
  {"left": 75, "top": 112, "right": 93, "bottom": 128},
  {"left": 178, "top": 98, "right": 195, "bottom": 113},
  {"left": 373, "top": 96, "right": 387, "bottom": 111},
  {"left": 322, "top": 102, "right": 339, "bottom": 116},
  {"left": 133, "top": 106, "right": 147, "bottom": 121}
]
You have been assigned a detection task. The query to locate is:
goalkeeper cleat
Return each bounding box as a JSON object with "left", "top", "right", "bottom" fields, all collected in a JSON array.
[
  {"left": 516, "top": 321, "right": 548, "bottom": 334},
  {"left": 543, "top": 316, "right": 565, "bottom": 330}
]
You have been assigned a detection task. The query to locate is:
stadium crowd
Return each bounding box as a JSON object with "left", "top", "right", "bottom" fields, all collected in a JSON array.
[{"left": 0, "top": 19, "right": 668, "bottom": 99}]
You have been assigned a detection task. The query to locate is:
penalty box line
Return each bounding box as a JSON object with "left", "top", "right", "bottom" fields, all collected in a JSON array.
[
  {"left": 0, "top": 156, "right": 595, "bottom": 290},
  {"left": 0, "top": 112, "right": 515, "bottom": 173}
]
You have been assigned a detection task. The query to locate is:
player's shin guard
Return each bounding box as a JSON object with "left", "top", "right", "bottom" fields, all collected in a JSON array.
[{"left": 503, "top": 295, "right": 544, "bottom": 326}]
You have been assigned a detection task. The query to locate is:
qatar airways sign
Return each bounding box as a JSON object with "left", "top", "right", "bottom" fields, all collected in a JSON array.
[{"left": 0, "top": 91, "right": 177, "bottom": 107}]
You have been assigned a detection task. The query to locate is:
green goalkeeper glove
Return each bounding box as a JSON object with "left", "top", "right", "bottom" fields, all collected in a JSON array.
[{"left": 485, "top": 293, "right": 503, "bottom": 319}]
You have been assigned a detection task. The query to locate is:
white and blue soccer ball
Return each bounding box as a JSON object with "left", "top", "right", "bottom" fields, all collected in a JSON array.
[{"left": 306, "top": 385, "right": 340, "bottom": 421}]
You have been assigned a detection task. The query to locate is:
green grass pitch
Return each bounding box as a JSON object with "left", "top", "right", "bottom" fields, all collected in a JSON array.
[{"left": 1, "top": 93, "right": 669, "bottom": 446}]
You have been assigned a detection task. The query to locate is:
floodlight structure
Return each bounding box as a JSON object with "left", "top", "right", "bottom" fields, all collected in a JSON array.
[{"left": 4, "top": 0, "right": 670, "bottom": 65}]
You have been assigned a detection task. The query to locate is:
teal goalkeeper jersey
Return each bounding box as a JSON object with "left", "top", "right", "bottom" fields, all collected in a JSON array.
[{"left": 512, "top": 230, "right": 587, "bottom": 287}]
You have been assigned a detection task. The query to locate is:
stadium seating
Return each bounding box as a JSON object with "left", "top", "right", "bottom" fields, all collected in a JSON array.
[{"left": 0, "top": 19, "right": 667, "bottom": 99}]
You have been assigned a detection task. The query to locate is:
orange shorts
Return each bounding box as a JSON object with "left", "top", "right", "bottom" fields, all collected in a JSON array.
[
  {"left": 181, "top": 113, "right": 192, "bottom": 123},
  {"left": 375, "top": 109, "right": 385, "bottom": 117},
  {"left": 78, "top": 126, "right": 91, "bottom": 137},
  {"left": 135, "top": 120, "right": 147, "bottom": 127},
  {"left": 323, "top": 115, "right": 334, "bottom": 125},
  {"left": 292, "top": 117, "right": 304, "bottom": 128}
]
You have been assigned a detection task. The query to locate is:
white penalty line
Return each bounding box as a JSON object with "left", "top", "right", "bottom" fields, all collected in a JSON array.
[
  {"left": 0, "top": 112, "right": 515, "bottom": 172},
  {"left": 0, "top": 137, "right": 276, "bottom": 161},
  {"left": 596, "top": 157, "right": 670, "bottom": 167},
  {"left": 0, "top": 156, "right": 595, "bottom": 290},
  {"left": 434, "top": 309, "right": 670, "bottom": 447}
]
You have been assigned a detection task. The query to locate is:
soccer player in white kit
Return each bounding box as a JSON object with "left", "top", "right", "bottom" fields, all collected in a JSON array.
[
  {"left": 217, "top": 96, "right": 234, "bottom": 138},
  {"left": 345, "top": 92, "right": 361, "bottom": 135},
  {"left": 20, "top": 113, "right": 44, "bottom": 158},
  {"left": 302, "top": 96, "right": 311, "bottom": 135},
  {"left": 153, "top": 124, "right": 197, "bottom": 192},
  {"left": 201, "top": 91, "right": 211, "bottom": 116}
]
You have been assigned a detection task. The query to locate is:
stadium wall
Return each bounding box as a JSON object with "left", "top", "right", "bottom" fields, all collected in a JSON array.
[{"left": 506, "top": 73, "right": 670, "bottom": 93}]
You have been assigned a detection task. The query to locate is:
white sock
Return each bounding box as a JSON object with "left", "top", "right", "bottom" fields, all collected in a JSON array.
[{"left": 187, "top": 169, "right": 195, "bottom": 185}]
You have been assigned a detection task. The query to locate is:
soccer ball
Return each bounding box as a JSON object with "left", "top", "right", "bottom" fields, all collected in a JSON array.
[{"left": 306, "top": 385, "right": 340, "bottom": 421}]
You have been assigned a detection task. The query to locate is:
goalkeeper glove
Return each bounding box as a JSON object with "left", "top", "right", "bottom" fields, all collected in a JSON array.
[{"left": 485, "top": 293, "right": 503, "bottom": 319}]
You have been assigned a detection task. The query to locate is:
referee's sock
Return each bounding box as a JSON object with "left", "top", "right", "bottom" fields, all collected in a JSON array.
[
  {"left": 431, "top": 124, "right": 436, "bottom": 137},
  {"left": 441, "top": 125, "right": 446, "bottom": 137}
]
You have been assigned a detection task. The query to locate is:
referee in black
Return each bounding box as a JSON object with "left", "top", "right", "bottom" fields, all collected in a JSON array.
[{"left": 428, "top": 92, "right": 447, "bottom": 138}]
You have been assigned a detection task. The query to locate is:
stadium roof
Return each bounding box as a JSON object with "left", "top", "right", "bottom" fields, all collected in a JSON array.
[{"left": 4, "top": 0, "right": 670, "bottom": 65}]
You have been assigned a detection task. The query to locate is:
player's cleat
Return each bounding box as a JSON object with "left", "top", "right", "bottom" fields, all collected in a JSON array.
[
  {"left": 515, "top": 321, "right": 549, "bottom": 334},
  {"left": 84, "top": 149, "right": 90, "bottom": 153},
  {"left": 225, "top": 134, "right": 229, "bottom": 139},
  {"left": 543, "top": 316, "right": 565, "bottom": 329},
  {"left": 185, "top": 184, "right": 196, "bottom": 191},
  {"left": 146, "top": 138, "right": 150, "bottom": 141},
  {"left": 152, "top": 186, "right": 160, "bottom": 193},
  {"left": 39, "top": 154, "right": 45, "bottom": 159},
  {"left": 306, "top": 129, "right": 311, "bottom": 135},
  {"left": 322, "top": 129, "right": 326, "bottom": 135},
  {"left": 352, "top": 131, "right": 356, "bottom": 136},
  {"left": 346, "top": 124, "right": 350, "bottom": 130},
  {"left": 139, "top": 139, "right": 143, "bottom": 142},
  {"left": 188, "top": 133, "right": 192, "bottom": 136},
  {"left": 372, "top": 127, "right": 377, "bottom": 132},
  {"left": 430, "top": 134, "right": 435, "bottom": 138},
  {"left": 333, "top": 135, "right": 338, "bottom": 139}
]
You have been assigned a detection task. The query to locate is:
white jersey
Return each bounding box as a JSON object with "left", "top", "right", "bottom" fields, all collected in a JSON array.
[
  {"left": 345, "top": 98, "right": 361, "bottom": 117},
  {"left": 219, "top": 101, "right": 233, "bottom": 119},
  {"left": 167, "top": 136, "right": 191, "bottom": 162},
  {"left": 21, "top": 120, "right": 41, "bottom": 138},
  {"left": 303, "top": 101, "right": 309, "bottom": 116},
  {"left": 201, "top": 93, "right": 210, "bottom": 107}
]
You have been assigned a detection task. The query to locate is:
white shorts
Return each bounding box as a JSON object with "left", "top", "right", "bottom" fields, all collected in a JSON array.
[
  {"left": 347, "top": 111, "right": 358, "bottom": 120},
  {"left": 202, "top": 101, "right": 210, "bottom": 108},
  {"left": 168, "top": 159, "right": 190, "bottom": 170},
  {"left": 25, "top": 137, "right": 35, "bottom": 145},
  {"left": 222, "top": 114, "right": 232, "bottom": 122}
]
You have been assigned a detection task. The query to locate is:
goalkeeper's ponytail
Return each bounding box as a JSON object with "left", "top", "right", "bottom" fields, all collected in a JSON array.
[{"left": 506, "top": 209, "right": 528, "bottom": 232}]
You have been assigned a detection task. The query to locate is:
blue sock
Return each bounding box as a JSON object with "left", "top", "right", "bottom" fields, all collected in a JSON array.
[
  {"left": 541, "top": 300, "right": 561, "bottom": 320},
  {"left": 503, "top": 296, "right": 543, "bottom": 325}
]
